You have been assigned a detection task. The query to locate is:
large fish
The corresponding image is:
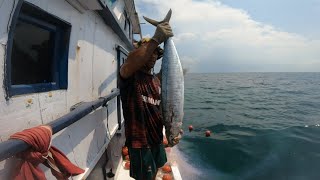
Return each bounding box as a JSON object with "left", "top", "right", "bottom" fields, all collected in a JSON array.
[{"left": 144, "top": 10, "right": 184, "bottom": 147}]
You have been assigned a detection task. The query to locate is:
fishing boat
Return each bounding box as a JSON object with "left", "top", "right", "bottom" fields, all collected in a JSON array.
[{"left": 0, "top": 0, "right": 182, "bottom": 179}]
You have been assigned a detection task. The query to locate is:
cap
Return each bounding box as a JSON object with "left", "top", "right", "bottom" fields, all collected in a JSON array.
[{"left": 137, "top": 38, "right": 163, "bottom": 59}]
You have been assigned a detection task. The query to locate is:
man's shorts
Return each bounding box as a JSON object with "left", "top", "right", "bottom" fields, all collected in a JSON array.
[{"left": 128, "top": 144, "right": 167, "bottom": 180}]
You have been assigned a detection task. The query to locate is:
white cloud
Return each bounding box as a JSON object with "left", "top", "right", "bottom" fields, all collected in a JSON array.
[{"left": 136, "top": 0, "right": 320, "bottom": 72}]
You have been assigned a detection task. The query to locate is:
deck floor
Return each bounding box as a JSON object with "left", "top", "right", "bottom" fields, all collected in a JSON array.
[
  {"left": 115, "top": 146, "right": 182, "bottom": 180},
  {"left": 87, "top": 128, "right": 182, "bottom": 180}
]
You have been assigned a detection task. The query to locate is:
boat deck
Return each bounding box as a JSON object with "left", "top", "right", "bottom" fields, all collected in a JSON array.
[
  {"left": 87, "top": 128, "right": 182, "bottom": 180},
  {"left": 115, "top": 146, "right": 183, "bottom": 180}
]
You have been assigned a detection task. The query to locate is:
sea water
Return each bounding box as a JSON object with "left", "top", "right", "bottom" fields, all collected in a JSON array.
[{"left": 176, "top": 72, "right": 320, "bottom": 180}]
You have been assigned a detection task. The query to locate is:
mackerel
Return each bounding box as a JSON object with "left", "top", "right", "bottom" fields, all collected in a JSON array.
[{"left": 144, "top": 10, "right": 184, "bottom": 147}]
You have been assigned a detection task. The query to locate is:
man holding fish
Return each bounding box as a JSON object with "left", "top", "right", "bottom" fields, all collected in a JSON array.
[{"left": 120, "top": 10, "right": 184, "bottom": 180}]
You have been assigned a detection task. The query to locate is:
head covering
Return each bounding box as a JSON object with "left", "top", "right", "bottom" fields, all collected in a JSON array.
[{"left": 137, "top": 38, "right": 163, "bottom": 59}]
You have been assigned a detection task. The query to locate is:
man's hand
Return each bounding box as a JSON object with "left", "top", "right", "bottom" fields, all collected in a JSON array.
[
  {"left": 152, "top": 22, "right": 173, "bottom": 44},
  {"left": 166, "top": 134, "right": 182, "bottom": 147}
]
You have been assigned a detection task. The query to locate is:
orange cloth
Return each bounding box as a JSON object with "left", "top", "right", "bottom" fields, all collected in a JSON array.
[{"left": 9, "top": 126, "right": 84, "bottom": 180}]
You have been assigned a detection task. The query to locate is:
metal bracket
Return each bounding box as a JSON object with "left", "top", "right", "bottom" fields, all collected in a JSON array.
[{"left": 70, "top": 101, "right": 85, "bottom": 111}]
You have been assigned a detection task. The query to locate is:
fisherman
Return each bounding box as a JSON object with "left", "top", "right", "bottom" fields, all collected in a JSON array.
[{"left": 119, "top": 21, "right": 175, "bottom": 180}]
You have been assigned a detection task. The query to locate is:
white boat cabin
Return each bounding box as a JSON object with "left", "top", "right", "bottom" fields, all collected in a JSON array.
[{"left": 0, "top": 0, "right": 141, "bottom": 179}]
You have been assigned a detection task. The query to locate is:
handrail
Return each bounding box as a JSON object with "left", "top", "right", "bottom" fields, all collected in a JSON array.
[
  {"left": 0, "top": 89, "right": 120, "bottom": 162},
  {"left": 116, "top": 45, "right": 129, "bottom": 56}
]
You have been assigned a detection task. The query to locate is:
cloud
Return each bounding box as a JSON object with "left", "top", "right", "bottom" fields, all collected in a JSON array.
[{"left": 136, "top": 0, "right": 320, "bottom": 72}]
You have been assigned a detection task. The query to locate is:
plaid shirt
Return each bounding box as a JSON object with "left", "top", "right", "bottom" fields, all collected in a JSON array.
[{"left": 120, "top": 70, "right": 163, "bottom": 148}]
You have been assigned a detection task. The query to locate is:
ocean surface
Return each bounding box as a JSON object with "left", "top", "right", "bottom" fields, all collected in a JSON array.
[{"left": 176, "top": 73, "right": 320, "bottom": 180}]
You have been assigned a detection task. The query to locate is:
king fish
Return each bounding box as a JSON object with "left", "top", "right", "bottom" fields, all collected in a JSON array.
[{"left": 144, "top": 10, "right": 184, "bottom": 147}]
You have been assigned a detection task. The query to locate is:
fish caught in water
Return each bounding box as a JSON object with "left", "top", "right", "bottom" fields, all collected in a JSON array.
[{"left": 144, "top": 10, "right": 184, "bottom": 147}]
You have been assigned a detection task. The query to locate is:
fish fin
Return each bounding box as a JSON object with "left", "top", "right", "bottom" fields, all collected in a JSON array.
[
  {"left": 163, "top": 9, "right": 172, "bottom": 23},
  {"left": 143, "top": 16, "right": 159, "bottom": 26},
  {"left": 143, "top": 9, "right": 172, "bottom": 27}
]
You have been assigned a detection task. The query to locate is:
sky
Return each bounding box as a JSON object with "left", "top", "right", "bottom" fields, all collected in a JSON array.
[{"left": 135, "top": 0, "right": 320, "bottom": 72}]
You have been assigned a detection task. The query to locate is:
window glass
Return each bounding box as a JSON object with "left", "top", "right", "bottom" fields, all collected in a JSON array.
[{"left": 11, "top": 20, "right": 54, "bottom": 85}]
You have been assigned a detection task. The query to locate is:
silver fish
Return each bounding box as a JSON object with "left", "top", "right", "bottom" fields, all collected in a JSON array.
[{"left": 144, "top": 9, "right": 184, "bottom": 147}]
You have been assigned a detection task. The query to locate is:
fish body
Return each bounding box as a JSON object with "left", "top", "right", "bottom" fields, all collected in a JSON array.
[
  {"left": 144, "top": 9, "right": 184, "bottom": 147},
  {"left": 161, "top": 37, "right": 184, "bottom": 146}
]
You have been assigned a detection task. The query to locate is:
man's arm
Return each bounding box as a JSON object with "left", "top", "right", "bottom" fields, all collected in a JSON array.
[
  {"left": 120, "top": 22, "right": 173, "bottom": 79},
  {"left": 120, "top": 40, "right": 158, "bottom": 79}
]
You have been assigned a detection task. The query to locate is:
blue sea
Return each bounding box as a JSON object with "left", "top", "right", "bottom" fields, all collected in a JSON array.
[{"left": 176, "top": 73, "right": 320, "bottom": 180}]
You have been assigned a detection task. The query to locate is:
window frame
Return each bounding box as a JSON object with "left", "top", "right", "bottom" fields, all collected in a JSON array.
[
  {"left": 123, "top": 10, "right": 128, "bottom": 31},
  {"left": 122, "top": 10, "right": 132, "bottom": 39},
  {"left": 5, "top": 1, "right": 71, "bottom": 99}
]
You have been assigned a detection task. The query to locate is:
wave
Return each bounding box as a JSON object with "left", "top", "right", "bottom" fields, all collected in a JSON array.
[
  {"left": 182, "top": 73, "right": 320, "bottom": 179},
  {"left": 180, "top": 124, "right": 320, "bottom": 179}
]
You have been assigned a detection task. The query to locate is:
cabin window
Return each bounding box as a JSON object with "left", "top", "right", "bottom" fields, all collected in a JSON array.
[
  {"left": 123, "top": 11, "right": 128, "bottom": 31},
  {"left": 116, "top": 46, "right": 128, "bottom": 68},
  {"left": 127, "top": 20, "right": 131, "bottom": 39},
  {"left": 124, "top": 20, "right": 127, "bottom": 31},
  {"left": 5, "top": 1, "right": 71, "bottom": 98},
  {"left": 123, "top": 10, "right": 131, "bottom": 39}
]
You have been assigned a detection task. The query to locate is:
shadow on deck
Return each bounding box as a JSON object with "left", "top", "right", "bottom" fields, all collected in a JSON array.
[{"left": 87, "top": 128, "right": 126, "bottom": 180}]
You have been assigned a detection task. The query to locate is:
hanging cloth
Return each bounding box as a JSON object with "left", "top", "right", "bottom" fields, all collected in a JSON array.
[{"left": 9, "top": 126, "right": 84, "bottom": 180}]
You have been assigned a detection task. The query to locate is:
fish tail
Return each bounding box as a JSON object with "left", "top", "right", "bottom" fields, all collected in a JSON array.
[{"left": 143, "top": 9, "right": 172, "bottom": 26}]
